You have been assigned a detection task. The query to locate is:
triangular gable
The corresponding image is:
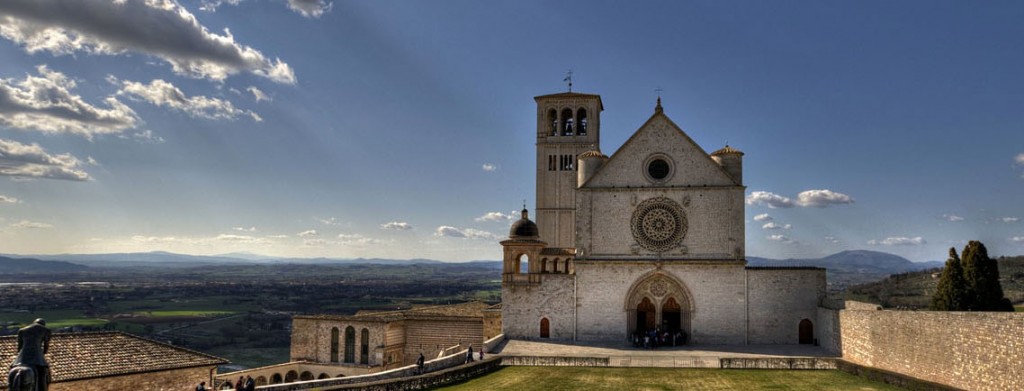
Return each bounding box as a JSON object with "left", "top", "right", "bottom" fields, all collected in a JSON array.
[{"left": 584, "top": 111, "right": 738, "bottom": 188}]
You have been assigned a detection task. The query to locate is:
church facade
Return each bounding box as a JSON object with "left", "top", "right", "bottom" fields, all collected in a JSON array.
[{"left": 501, "top": 91, "right": 826, "bottom": 345}]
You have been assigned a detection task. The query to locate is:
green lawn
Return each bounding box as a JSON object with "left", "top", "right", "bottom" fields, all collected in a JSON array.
[
  {"left": 1016, "top": 305, "right": 1023, "bottom": 312},
  {"left": 0, "top": 309, "right": 107, "bottom": 329},
  {"left": 437, "top": 367, "right": 903, "bottom": 391},
  {"left": 132, "top": 310, "right": 236, "bottom": 317}
]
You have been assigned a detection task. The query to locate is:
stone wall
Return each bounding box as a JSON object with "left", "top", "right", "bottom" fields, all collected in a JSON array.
[
  {"left": 574, "top": 261, "right": 747, "bottom": 343},
  {"left": 720, "top": 358, "right": 836, "bottom": 370},
  {"left": 216, "top": 362, "right": 375, "bottom": 387},
  {"left": 838, "top": 310, "right": 1024, "bottom": 391},
  {"left": 402, "top": 319, "right": 484, "bottom": 365},
  {"left": 745, "top": 268, "right": 825, "bottom": 344},
  {"left": 501, "top": 273, "right": 575, "bottom": 340},
  {"left": 289, "top": 318, "right": 386, "bottom": 366},
  {"left": 46, "top": 365, "right": 214, "bottom": 391}
]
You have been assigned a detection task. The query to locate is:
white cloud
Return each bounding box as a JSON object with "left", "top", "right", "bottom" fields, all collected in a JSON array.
[
  {"left": 118, "top": 79, "right": 260, "bottom": 121},
  {"left": 297, "top": 229, "right": 318, "bottom": 237},
  {"left": 940, "top": 214, "right": 964, "bottom": 222},
  {"left": 120, "top": 129, "right": 166, "bottom": 144},
  {"left": 200, "top": 0, "right": 331, "bottom": 18},
  {"left": 337, "top": 233, "right": 380, "bottom": 245},
  {"left": 266, "top": 234, "right": 289, "bottom": 239},
  {"left": 0, "top": 138, "right": 92, "bottom": 181},
  {"left": 1015, "top": 153, "right": 1024, "bottom": 165},
  {"left": 303, "top": 238, "right": 326, "bottom": 246},
  {"left": 752, "top": 213, "right": 772, "bottom": 222},
  {"left": 745, "top": 191, "right": 795, "bottom": 208},
  {"left": 317, "top": 217, "right": 340, "bottom": 225},
  {"left": 286, "top": 0, "right": 332, "bottom": 17},
  {"left": 1011, "top": 236, "right": 1024, "bottom": 243},
  {"left": 1000, "top": 217, "right": 1019, "bottom": 223},
  {"left": 761, "top": 222, "right": 792, "bottom": 230},
  {"left": 380, "top": 221, "right": 412, "bottom": 230},
  {"left": 247, "top": 86, "right": 270, "bottom": 102},
  {"left": 0, "top": 0, "right": 295, "bottom": 83},
  {"left": 868, "top": 236, "right": 926, "bottom": 246},
  {"left": 232, "top": 226, "right": 256, "bottom": 232},
  {"left": 10, "top": 220, "right": 52, "bottom": 229},
  {"left": 214, "top": 234, "right": 266, "bottom": 243},
  {"left": 0, "top": 66, "right": 138, "bottom": 136},
  {"left": 482, "top": 163, "right": 497, "bottom": 172},
  {"left": 824, "top": 236, "right": 839, "bottom": 244},
  {"left": 766, "top": 234, "right": 796, "bottom": 244},
  {"left": 795, "top": 189, "right": 854, "bottom": 207},
  {"left": 435, "top": 226, "right": 501, "bottom": 240},
  {"left": 475, "top": 212, "right": 515, "bottom": 222},
  {"left": 747, "top": 189, "right": 854, "bottom": 208},
  {"left": 0, "top": 194, "right": 19, "bottom": 203}
]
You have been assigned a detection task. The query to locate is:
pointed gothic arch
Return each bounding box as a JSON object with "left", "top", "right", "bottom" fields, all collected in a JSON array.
[{"left": 624, "top": 271, "right": 694, "bottom": 339}]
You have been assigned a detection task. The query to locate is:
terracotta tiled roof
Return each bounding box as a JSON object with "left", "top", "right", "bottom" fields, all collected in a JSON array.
[
  {"left": 578, "top": 150, "right": 607, "bottom": 159},
  {"left": 0, "top": 331, "right": 227, "bottom": 386},
  {"left": 710, "top": 145, "right": 744, "bottom": 156},
  {"left": 298, "top": 301, "right": 491, "bottom": 323}
]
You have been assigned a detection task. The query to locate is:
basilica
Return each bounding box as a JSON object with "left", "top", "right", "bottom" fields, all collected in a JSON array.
[{"left": 500, "top": 91, "right": 826, "bottom": 345}]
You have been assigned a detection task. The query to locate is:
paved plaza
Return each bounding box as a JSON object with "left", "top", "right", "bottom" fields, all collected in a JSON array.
[{"left": 494, "top": 339, "right": 836, "bottom": 368}]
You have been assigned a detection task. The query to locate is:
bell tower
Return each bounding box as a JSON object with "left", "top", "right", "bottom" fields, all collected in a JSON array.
[{"left": 533, "top": 92, "right": 603, "bottom": 249}]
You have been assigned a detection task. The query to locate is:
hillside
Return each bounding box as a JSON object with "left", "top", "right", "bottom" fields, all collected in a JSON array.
[
  {"left": 0, "top": 256, "right": 89, "bottom": 274},
  {"left": 748, "top": 250, "right": 940, "bottom": 291},
  {"left": 842, "top": 256, "right": 1024, "bottom": 308}
]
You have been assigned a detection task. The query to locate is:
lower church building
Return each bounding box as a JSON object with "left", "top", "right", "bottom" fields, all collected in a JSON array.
[{"left": 501, "top": 91, "right": 826, "bottom": 345}]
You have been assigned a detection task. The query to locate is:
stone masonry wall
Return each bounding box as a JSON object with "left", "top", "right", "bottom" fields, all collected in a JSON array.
[
  {"left": 745, "top": 268, "right": 825, "bottom": 344},
  {"left": 48, "top": 365, "right": 214, "bottom": 391},
  {"left": 839, "top": 310, "right": 1024, "bottom": 391},
  {"left": 575, "top": 261, "right": 746, "bottom": 343},
  {"left": 502, "top": 274, "right": 575, "bottom": 340},
  {"left": 289, "top": 318, "right": 386, "bottom": 366}
]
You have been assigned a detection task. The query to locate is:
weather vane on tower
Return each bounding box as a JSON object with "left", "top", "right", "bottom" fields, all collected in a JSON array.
[{"left": 564, "top": 69, "right": 573, "bottom": 92}]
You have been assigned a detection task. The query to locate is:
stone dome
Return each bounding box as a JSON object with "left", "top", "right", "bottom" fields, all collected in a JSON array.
[{"left": 509, "top": 208, "right": 539, "bottom": 238}]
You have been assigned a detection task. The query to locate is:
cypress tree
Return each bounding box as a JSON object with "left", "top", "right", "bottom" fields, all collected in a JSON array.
[
  {"left": 930, "top": 247, "right": 967, "bottom": 311},
  {"left": 960, "top": 241, "right": 1013, "bottom": 311}
]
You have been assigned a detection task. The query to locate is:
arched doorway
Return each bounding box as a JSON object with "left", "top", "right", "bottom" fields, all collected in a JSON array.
[
  {"left": 539, "top": 317, "right": 550, "bottom": 338},
  {"left": 285, "top": 370, "right": 298, "bottom": 383},
  {"left": 636, "top": 297, "right": 656, "bottom": 333},
  {"left": 270, "top": 373, "right": 282, "bottom": 384},
  {"left": 625, "top": 272, "right": 693, "bottom": 342},
  {"left": 799, "top": 319, "right": 814, "bottom": 344}
]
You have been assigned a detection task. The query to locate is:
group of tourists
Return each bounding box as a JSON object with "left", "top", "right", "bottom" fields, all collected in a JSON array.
[
  {"left": 195, "top": 375, "right": 255, "bottom": 390},
  {"left": 632, "top": 329, "right": 687, "bottom": 349}
]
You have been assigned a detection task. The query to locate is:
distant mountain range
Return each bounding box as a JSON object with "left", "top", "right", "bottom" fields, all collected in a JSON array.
[{"left": 0, "top": 250, "right": 939, "bottom": 287}]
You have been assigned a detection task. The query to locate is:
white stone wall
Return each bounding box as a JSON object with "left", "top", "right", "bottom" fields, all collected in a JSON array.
[
  {"left": 577, "top": 188, "right": 744, "bottom": 260},
  {"left": 290, "top": 318, "right": 387, "bottom": 366},
  {"left": 501, "top": 274, "right": 575, "bottom": 340},
  {"left": 574, "top": 261, "right": 747, "bottom": 344},
  {"left": 745, "top": 268, "right": 826, "bottom": 344}
]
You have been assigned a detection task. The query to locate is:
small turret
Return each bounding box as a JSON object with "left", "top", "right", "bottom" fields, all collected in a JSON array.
[
  {"left": 577, "top": 149, "right": 608, "bottom": 187},
  {"left": 710, "top": 145, "right": 744, "bottom": 185}
]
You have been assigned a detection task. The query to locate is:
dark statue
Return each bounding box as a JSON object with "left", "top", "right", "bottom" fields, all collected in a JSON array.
[{"left": 7, "top": 318, "right": 51, "bottom": 391}]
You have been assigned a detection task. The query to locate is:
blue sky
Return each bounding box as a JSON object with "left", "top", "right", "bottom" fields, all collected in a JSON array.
[{"left": 0, "top": 0, "right": 1022, "bottom": 262}]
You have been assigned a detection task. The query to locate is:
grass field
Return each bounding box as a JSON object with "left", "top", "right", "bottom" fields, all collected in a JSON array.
[
  {"left": 1016, "top": 305, "right": 1023, "bottom": 312},
  {"left": 437, "top": 367, "right": 903, "bottom": 391},
  {"left": 0, "top": 309, "right": 107, "bottom": 329}
]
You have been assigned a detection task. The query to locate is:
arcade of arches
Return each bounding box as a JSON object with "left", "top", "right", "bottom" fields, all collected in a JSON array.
[{"left": 625, "top": 273, "right": 692, "bottom": 338}]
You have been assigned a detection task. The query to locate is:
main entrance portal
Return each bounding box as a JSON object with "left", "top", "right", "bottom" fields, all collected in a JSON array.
[{"left": 625, "top": 272, "right": 692, "bottom": 342}]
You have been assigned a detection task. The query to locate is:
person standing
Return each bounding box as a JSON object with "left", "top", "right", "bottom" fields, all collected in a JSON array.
[
  {"left": 466, "top": 345, "right": 474, "bottom": 363},
  {"left": 235, "top": 376, "right": 244, "bottom": 390},
  {"left": 416, "top": 353, "right": 425, "bottom": 374}
]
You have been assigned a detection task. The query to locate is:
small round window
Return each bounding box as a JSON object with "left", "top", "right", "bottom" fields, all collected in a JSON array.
[{"left": 643, "top": 155, "right": 674, "bottom": 183}]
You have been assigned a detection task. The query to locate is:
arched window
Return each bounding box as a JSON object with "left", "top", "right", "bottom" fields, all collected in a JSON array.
[
  {"left": 561, "top": 108, "right": 574, "bottom": 136},
  {"left": 330, "top": 327, "right": 340, "bottom": 362},
  {"left": 540, "top": 317, "right": 550, "bottom": 338},
  {"left": 540, "top": 258, "right": 548, "bottom": 273},
  {"left": 518, "top": 254, "right": 529, "bottom": 274},
  {"left": 300, "top": 371, "right": 314, "bottom": 381},
  {"left": 552, "top": 258, "right": 559, "bottom": 273},
  {"left": 344, "top": 326, "right": 356, "bottom": 363},
  {"left": 270, "top": 373, "right": 282, "bottom": 384},
  {"left": 318, "top": 373, "right": 329, "bottom": 379},
  {"left": 577, "top": 108, "right": 588, "bottom": 135},
  {"left": 285, "top": 370, "right": 298, "bottom": 383},
  {"left": 548, "top": 109, "right": 558, "bottom": 136},
  {"left": 360, "top": 328, "right": 370, "bottom": 364}
]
